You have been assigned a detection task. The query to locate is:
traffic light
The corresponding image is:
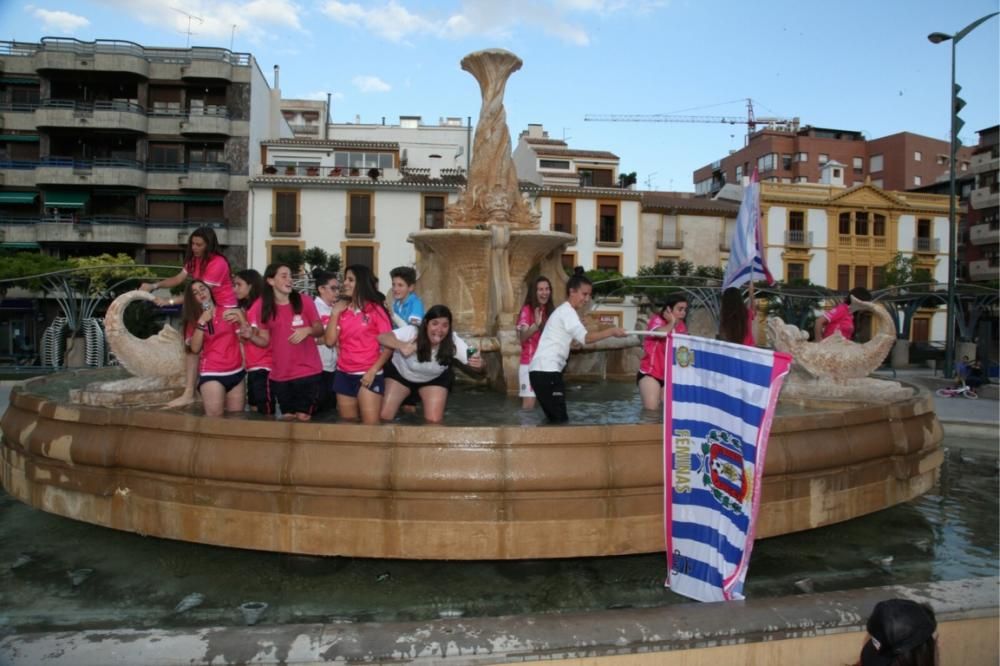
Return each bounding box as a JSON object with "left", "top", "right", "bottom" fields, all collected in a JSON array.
[{"left": 953, "top": 83, "right": 966, "bottom": 145}]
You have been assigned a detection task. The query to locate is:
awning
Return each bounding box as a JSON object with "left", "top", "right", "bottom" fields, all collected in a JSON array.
[
  {"left": 147, "top": 194, "right": 225, "bottom": 203},
  {"left": 0, "top": 191, "right": 38, "bottom": 204},
  {"left": 43, "top": 191, "right": 90, "bottom": 208},
  {"left": 0, "top": 134, "right": 40, "bottom": 142},
  {"left": 0, "top": 242, "right": 41, "bottom": 250}
]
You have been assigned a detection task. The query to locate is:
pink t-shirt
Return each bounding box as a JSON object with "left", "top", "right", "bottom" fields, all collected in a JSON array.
[
  {"left": 335, "top": 301, "right": 392, "bottom": 374},
  {"left": 184, "top": 307, "right": 243, "bottom": 376},
  {"left": 247, "top": 297, "right": 322, "bottom": 382},
  {"left": 639, "top": 315, "right": 687, "bottom": 380},
  {"left": 186, "top": 254, "right": 237, "bottom": 308},
  {"left": 822, "top": 303, "right": 854, "bottom": 340},
  {"left": 241, "top": 299, "right": 272, "bottom": 372},
  {"left": 516, "top": 304, "right": 548, "bottom": 365}
]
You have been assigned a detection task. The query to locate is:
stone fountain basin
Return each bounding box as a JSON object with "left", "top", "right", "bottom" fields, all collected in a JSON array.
[{"left": 0, "top": 372, "right": 942, "bottom": 560}]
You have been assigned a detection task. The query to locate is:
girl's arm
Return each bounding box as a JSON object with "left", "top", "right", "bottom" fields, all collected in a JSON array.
[
  {"left": 323, "top": 301, "right": 348, "bottom": 347},
  {"left": 361, "top": 348, "right": 393, "bottom": 388},
  {"left": 584, "top": 326, "right": 627, "bottom": 344},
  {"left": 141, "top": 270, "right": 186, "bottom": 293}
]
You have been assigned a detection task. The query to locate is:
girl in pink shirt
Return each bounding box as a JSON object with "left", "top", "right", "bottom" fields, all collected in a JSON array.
[
  {"left": 515, "top": 276, "right": 554, "bottom": 409},
  {"left": 140, "top": 227, "right": 237, "bottom": 409},
  {"left": 324, "top": 264, "right": 392, "bottom": 425},
  {"left": 242, "top": 263, "right": 324, "bottom": 421},
  {"left": 233, "top": 269, "right": 273, "bottom": 414},
  {"left": 182, "top": 280, "right": 246, "bottom": 417},
  {"left": 638, "top": 294, "right": 688, "bottom": 411},
  {"left": 719, "top": 285, "right": 756, "bottom": 347},
  {"left": 815, "top": 287, "right": 872, "bottom": 341}
]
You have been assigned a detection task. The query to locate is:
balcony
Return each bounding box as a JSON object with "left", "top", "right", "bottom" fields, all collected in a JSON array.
[
  {"left": 289, "top": 123, "right": 320, "bottom": 135},
  {"left": 913, "top": 237, "right": 941, "bottom": 254},
  {"left": 0, "top": 159, "right": 40, "bottom": 187},
  {"left": 35, "top": 157, "right": 146, "bottom": 188},
  {"left": 180, "top": 49, "right": 234, "bottom": 80},
  {"left": 968, "top": 257, "right": 999, "bottom": 281},
  {"left": 35, "top": 99, "right": 147, "bottom": 133},
  {"left": 970, "top": 184, "right": 999, "bottom": 211},
  {"left": 179, "top": 106, "right": 231, "bottom": 135},
  {"left": 656, "top": 238, "right": 683, "bottom": 250},
  {"left": 33, "top": 38, "right": 150, "bottom": 78},
  {"left": 969, "top": 222, "right": 1000, "bottom": 246},
  {"left": 0, "top": 101, "right": 40, "bottom": 131},
  {"left": 256, "top": 164, "right": 387, "bottom": 180},
  {"left": 0, "top": 215, "right": 235, "bottom": 247},
  {"left": 34, "top": 215, "right": 146, "bottom": 244},
  {"left": 785, "top": 229, "right": 813, "bottom": 247},
  {"left": 146, "top": 162, "right": 230, "bottom": 190},
  {"left": 970, "top": 150, "right": 999, "bottom": 175}
]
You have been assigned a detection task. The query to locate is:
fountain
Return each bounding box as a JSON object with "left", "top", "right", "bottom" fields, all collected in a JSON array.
[{"left": 0, "top": 50, "right": 942, "bottom": 561}]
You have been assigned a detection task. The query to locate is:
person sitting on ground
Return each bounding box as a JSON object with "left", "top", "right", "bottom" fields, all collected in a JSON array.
[
  {"left": 718, "top": 283, "right": 756, "bottom": 346},
  {"left": 856, "top": 598, "right": 937, "bottom": 666},
  {"left": 378, "top": 304, "right": 483, "bottom": 423},
  {"left": 232, "top": 269, "right": 272, "bottom": 414},
  {"left": 389, "top": 265, "right": 425, "bottom": 328},
  {"left": 965, "top": 358, "right": 986, "bottom": 391},
  {"left": 815, "top": 287, "right": 872, "bottom": 341},
  {"left": 637, "top": 294, "right": 688, "bottom": 411},
  {"left": 183, "top": 280, "right": 246, "bottom": 418},
  {"left": 528, "top": 267, "right": 627, "bottom": 423},
  {"left": 516, "top": 275, "right": 554, "bottom": 410}
]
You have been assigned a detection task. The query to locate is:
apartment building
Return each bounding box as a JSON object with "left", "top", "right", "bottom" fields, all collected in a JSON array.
[
  {"left": 760, "top": 164, "right": 951, "bottom": 341},
  {"left": 693, "top": 126, "right": 973, "bottom": 197},
  {"left": 965, "top": 125, "right": 999, "bottom": 283},
  {"left": 0, "top": 37, "right": 280, "bottom": 268},
  {"left": 513, "top": 123, "right": 642, "bottom": 276}
]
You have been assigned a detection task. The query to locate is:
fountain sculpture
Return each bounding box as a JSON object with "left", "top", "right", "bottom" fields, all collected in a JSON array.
[{"left": 0, "top": 50, "right": 942, "bottom": 560}]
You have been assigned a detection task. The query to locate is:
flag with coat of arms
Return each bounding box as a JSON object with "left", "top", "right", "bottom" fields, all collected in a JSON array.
[
  {"left": 663, "top": 333, "right": 792, "bottom": 602},
  {"left": 722, "top": 167, "right": 774, "bottom": 289}
]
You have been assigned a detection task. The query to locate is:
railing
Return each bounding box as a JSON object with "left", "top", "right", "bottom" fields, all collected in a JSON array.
[
  {"left": 289, "top": 124, "right": 320, "bottom": 134},
  {"left": 914, "top": 237, "right": 940, "bottom": 253},
  {"left": 40, "top": 98, "right": 146, "bottom": 114},
  {"left": 2, "top": 159, "right": 231, "bottom": 173},
  {"left": 785, "top": 229, "right": 813, "bottom": 246},
  {"left": 40, "top": 156, "right": 144, "bottom": 170},
  {"left": 0, "top": 101, "right": 41, "bottom": 112},
  {"left": 0, "top": 39, "right": 251, "bottom": 66},
  {"left": 0, "top": 160, "right": 41, "bottom": 170},
  {"left": 0, "top": 215, "right": 227, "bottom": 228},
  {"left": 187, "top": 105, "right": 229, "bottom": 118},
  {"left": 39, "top": 214, "right": 145, "bottom": 226},
  {"left": 263, "top": 165, "right": 384, "bottom": 179},
  {"left": 0, "top": 214, "right": 40, "bottom": 224},
  {"left": 270, "top": 214, "right": 300, "bottom": 235},
  {"left": 146, "top": 161, "right": 230, "bottom": 173},
  {"left": 656, "top": 239, "right": 683, "bottom": 250}
]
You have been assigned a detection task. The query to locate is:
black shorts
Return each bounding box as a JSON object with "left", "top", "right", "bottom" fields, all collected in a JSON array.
[
  {"left": 198, "top": 369, "right": 246, "bottom": 393},
  {"left": 384, "top": 361, "right": 453, "bottom": 395},
  {"left": 315, "top": 370, "right": 338, "bottom": 415},
  {"left": 246, "top": 368, "right": 273, "bottom": 414},
  {"left": 332, "top": 370, "right": 385, "bottom": 398},
  {"left": 270, "top": 373, "right": 322, "bottom": 416},
  {"left": 636, "top": 371, "right": 665, "bottom": 388}
]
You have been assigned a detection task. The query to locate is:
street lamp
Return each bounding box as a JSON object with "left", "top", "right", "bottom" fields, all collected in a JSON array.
[{"left": 927, "top": 11, "right": 998, "bottom": 379}]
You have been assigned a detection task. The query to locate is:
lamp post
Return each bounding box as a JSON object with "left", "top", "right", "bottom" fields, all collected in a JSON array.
[{"left": 928, "top": 11, "right": 998, "bottom": 379}]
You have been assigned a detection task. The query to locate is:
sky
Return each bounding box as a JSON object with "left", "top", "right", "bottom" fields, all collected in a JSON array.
[{"left": 1, "top": 0, "right": 998, "bottom": 192}]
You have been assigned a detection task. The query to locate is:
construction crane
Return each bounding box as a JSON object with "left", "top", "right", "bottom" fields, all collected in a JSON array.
[{"left": 585, "top": 99, "right": 798, "bottom": 145}]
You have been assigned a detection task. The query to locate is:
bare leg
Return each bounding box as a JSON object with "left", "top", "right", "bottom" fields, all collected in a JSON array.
[
  {"left": 198, "top": 380, "right": 226, "bottom": 417},
  {"left": 521, "top": 396, "right": 536, "bottom": 410},
  {"left": 224, "top": 382, "right": 246, "bottom": 414},
  {"left": 357, "top": 386, "right": 383, "bottom": 425},
  {"left": 638, "top": 375, "right": 664, "bottom": 411},
  {"left": 418, "top": 386, "right": 449, "bottom": 423},
  {"left": 164, "top": 352, "right": 199, "bottom": 409},
  {"left": 379, "top": 379, "right": 411, "bottom": 421},
  {"left": 336, "top": 394, "right": 360, "bottom": 422}
]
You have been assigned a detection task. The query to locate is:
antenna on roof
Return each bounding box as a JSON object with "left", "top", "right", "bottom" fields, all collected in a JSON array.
[{"left": 172, "top": 7, "right": 204, "bottom": 48}]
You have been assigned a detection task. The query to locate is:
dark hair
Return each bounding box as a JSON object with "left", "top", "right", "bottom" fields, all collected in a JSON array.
[
  {"left": 181, "top": 279, "right": 212, "bottom": 332},
  {"left": 312, "top": 268, "right": 337, "bottom": 296},
  {"left": 345, "top": 264, "right": 387, "bottom": 312},
  {"left": 415, "top": 304, "right": 456, "bottom": 365},
  {"left": 861, "top": 599, "right": 937, "bottom": 666},
  {"left": 261, "top": 262, "right": 303, "bottom": 323},
  {"left": 661, "top": 293, "right": 689, "bottom": 315},
  {"left": 184, "top": 226, "right": 225, "bottom": 277},
  {"left": 235, "top": 269, "right": 263, "bottom": 310},
  {"left": 523, "top": 276, "right": 555, "bottom": 319},
  {"left": 718, "top": 287, "right": 747, "bottom": 344},
  {"left": 566, "top": 266, "right": 592, "bottom": 294},
  {"left": 390, "top": 265, "right": 417, "bottom": 286},
  {"left": 847, "top": 287, "right": 872, "bottom": 305}
]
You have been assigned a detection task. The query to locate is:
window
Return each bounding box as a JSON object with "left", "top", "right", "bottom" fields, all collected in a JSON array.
[
  {"left": 660, "top": 214, "right": 679, "bottom": 248},
  {"left": 788, "top": 211, "right": 805, "bottom": 244},
  {"left": 796, "top": 152, "right": 808, "bottom": 162},
  {"left": 148, "top": 143, "right": 182, "bottom": 165},
  {"left": 343, "top": 243, "right": 376, "bottom": 273},
  {"left": 561, "top": 252, "right": 577, "bottom": 271},
  {"left": 854, "top": 265, "right": 868, "bottom": 289},
  {"left": 272, "top": 191, "right": 299, "bottom": 235},
  {"left": 837, "top": 265, "right": 850, "bottom": 292},
  {"left": 786, "top": 262, "right": 805, "bottom": 283},
  {"left": 333, "top": 151, "right": 394, "bottom": 170},
  {"left": 855, "top": 212, "right": 869, "bottom": 236},
  {"left": 148, "top": 200, "right": 183, "bottom": 220},
  {"left": 597, "top": 202, "right": 619, "bottom": 244},
  {"left": 735, "top": 165, "right": 743, "bottom": 182},
  {"left": 913, "top": 176, "right": 922, "bottom": 186},
  {"left": 872, "top": 266, "right": 885, "bottom": 289},
  {"left": 594, "top": 253, "right": 622, "bottom": 273},
  {"left": 756, "top": 153, "right": 777, "bottom": 172},
  {"left": 578, "top": 168, "right": 613, "bottom": 187},
  {"left": 347, "top": 192, "right": 373, "bottom": 236},
  {"left": 873, "top": 214, "right": 886, "bottom": 236},
  {"left": 833, "top": 168, "right": 842, "bottom": 178},
  {"left": 870, "top": 154, "right": 884, "bottom": 172},
  {"left": 839, "top": 212, "right": 851, "bottom": 235},
  {"left": 422, "top": 194, "right": 445, "bottom": 229},
  {"left": 914, "top": 151, "right": 922, "bottom": 161},
  {"left": 818, "top": 153, "right": 829, "bottom": 164},
  {"left": 781, "top": 154, "right": 792, "bottom": 170},
  {"left": 267, "top": 241, "right": 304, "bottom": 265},
  {"left": 552, "top": 200, "right": 574, "bottom": 235},
  {"left": 917, "top": 219, "right": 931, "bottom": 238},
  {"left": 852, "top": 156, "right": 863, "bottom": 173},
  {"left": 695, "top": 178, "right": 713, "bottom": 195},
  {"left": 539, "top": 159, "right": 571, "bottom": 170}
]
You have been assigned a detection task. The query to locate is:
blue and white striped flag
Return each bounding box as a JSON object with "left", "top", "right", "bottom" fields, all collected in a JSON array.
[
  {"left": 664, "top": 333, "right": 792, "bottom": 602},
  {"left": 722, "top": 168, "right": 774, "bottom": 289}
]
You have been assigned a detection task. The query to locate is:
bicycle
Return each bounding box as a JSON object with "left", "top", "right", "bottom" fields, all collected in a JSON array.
[{"left": 936, "top": 384, "right": 979, "bottom": 399}]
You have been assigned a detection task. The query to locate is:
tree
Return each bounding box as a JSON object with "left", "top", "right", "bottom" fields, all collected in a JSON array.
[
  {"left": 881, "top": 252, "right": 933, "bottom": 289},
  {"left": 0, "top": 251, "right": 70, "bottom": 297},
  {"left": 302, "top": 246, "right": 342, "bottom": 275},
  {"left": 618, "top": 171, "right": 637, "bottom": 189}
]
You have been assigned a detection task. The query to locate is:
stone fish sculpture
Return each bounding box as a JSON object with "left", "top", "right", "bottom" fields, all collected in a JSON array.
[
  {"left": 69, "top": 290, "right": 186, "bottom": 406},
  {"left": 766, "top": 299, "right": 908, "bottom": 401}
]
